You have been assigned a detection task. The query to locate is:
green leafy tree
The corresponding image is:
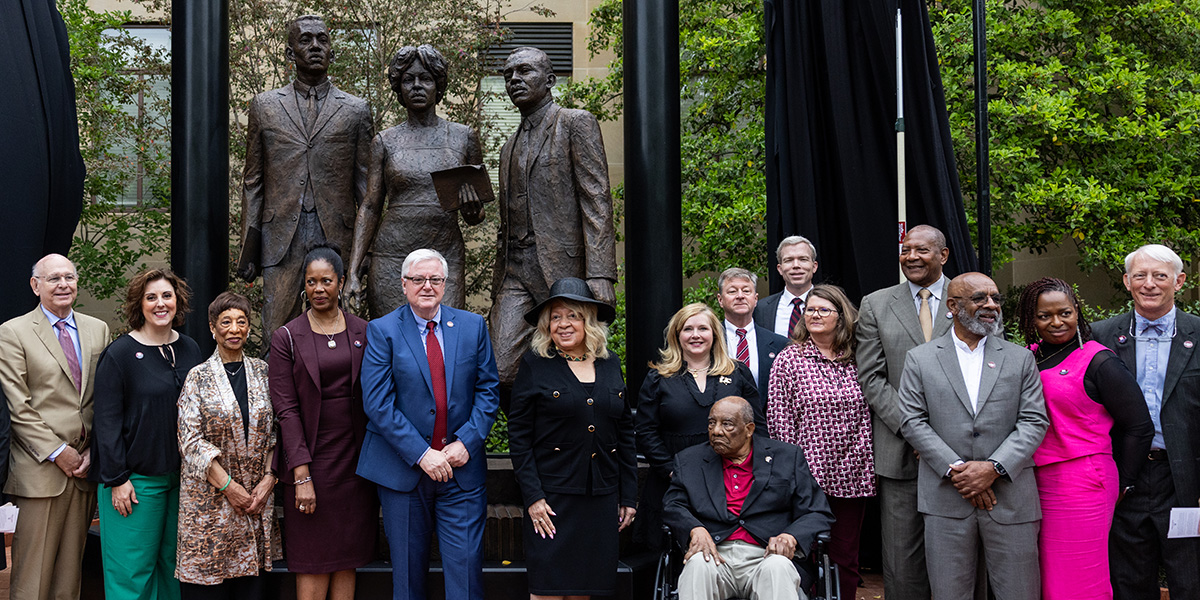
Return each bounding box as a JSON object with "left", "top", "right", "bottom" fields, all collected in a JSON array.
[
  {"left": 931, "top": 0, "right": 1200, "bottom": 288},
  {"left": 61, "top": 0, "right": 172, "bottom": 313},
  {"left": 562, "top": 0, "right": 768, "bottom": 309}
]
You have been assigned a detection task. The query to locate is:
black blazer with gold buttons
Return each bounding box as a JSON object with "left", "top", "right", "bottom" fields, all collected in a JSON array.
[{"left": 508, "top": 350, "right": 636, "bottom": 508}]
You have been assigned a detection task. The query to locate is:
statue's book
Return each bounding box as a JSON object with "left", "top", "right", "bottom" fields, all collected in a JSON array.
[{"left": 431, "top": 164, "right": 495, "bottom": 211}]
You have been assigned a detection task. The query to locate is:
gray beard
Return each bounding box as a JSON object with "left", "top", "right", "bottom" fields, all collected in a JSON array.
[{"left": 957, "top": 306, "right": 1004, "bottom": 338}]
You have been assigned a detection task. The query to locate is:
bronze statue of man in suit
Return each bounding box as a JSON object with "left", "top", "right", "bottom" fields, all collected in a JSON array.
[
  {"left": 491, "top": 46, "right": 617, "bottom": 390},
  {"left": 237, "top": 15, "right": 372, "bottom": 342}
]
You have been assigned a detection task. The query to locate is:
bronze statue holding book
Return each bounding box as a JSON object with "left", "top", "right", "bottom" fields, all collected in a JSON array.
[{"left": 347, "top": 44, "right": 490, "bottom": 316}]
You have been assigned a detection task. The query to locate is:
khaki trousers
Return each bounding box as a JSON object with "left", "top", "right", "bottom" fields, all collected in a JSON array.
[
  {"left": 11, "top": 483, "right": 98, "bottom": 600},
  {"left": 677, "top": 540, "right": 805, "bottom": 600}
]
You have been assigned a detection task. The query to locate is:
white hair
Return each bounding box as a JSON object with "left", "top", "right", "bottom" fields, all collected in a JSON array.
[
  {"left": 1124, "top": 244, "right": 1183, "bottom": 275},
  {"left": 401, "top": 248, "right": 449, "bottom": 279},
  {"left": 776, "top": 235, "right": 817, "bottom": 262}
]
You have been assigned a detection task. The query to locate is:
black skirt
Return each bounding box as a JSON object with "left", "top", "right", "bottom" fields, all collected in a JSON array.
[{"left": 524, "top": 490, "right": 619, "bottom": 595}]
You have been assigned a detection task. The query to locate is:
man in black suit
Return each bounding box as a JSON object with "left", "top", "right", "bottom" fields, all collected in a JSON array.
[
  {"left": 664, "top": 396, "right": 833, "bottom": 600},
  {"left": 717, "top": 267, "right": 790, "bottom": 401},
  {"left": 1092, "top": 243, "right": 1200, "bottom": 599},
  {"left": 753, "top": 236, "right": 818, "bottom": 338}
]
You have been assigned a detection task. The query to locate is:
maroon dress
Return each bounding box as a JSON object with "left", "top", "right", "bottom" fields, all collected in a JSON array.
[{"left": 281, "top": 329, "right": 377, "bottom": 573}]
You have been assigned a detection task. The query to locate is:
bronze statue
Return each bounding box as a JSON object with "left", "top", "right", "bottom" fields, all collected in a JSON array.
[
  {"left": 490, "top": 46, "right": 617, "bottom": 388},
  {"left": 346, "top": 45, "right": 485, "bottom": 316},
  {"left": 236, "top": 15, "right": 372, "bottom": 341}
]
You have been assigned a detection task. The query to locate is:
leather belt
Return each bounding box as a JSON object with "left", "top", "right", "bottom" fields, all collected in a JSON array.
[{"left": 1148, "top": 448, "right": 1168, "bottom": 461}]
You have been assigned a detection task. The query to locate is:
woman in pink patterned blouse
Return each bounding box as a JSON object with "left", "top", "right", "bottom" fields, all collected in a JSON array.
[{"left": 767, "top": 284, "right": 875, "bottom": 596}]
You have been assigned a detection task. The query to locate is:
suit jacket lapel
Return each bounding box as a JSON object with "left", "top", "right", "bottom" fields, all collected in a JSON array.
[
  {"left": 277, "top": 84, "right": 305, "bottom": 138},
  {"left": 935, "top": 335, "right": 975, "bottom": 415},
  {"left": 291, "top": 322, "right": 321, "bottom": 390},
  {"left": 741, "top": 439, "right": 773, "bottom": 510},
  {"left": 398, "top": 309, "right": 435, "bottom": 398},
  {"left": 441, "top": 309, "right": 459, "bottom": 401},
  {"left": 700, "top": 451, "right": 727, "bottom": 517},
  {"left": 933, "top": 278, "right": 954, "bottom": 337},
  {"left": 527, "top": 104, "right": 561, "bottom": 178},
  {"left": 887, "top": 284, "right": 926, "bottom": 346},
  {"left": 77, "top": 319, "right": 100, "bottom": 398},
  {"left": 309, "top": 90, "right": 345, "bottom": 139},
  {"left": 32, "top": 311, "right": 78, "bottom": 397},
  {"left": 1163, "top": 312, "right": 1198, "bottom": 404},
  {"left": 349, "top": 314, "right": 366, "bottom": 390},
  {"left": 975, "top": 337, "right": 1005, "bottom": 413}
]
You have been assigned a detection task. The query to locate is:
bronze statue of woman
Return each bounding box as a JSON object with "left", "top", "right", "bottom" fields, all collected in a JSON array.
[{"left": 347, "top": 44, "right": 484, "bottom": 315}]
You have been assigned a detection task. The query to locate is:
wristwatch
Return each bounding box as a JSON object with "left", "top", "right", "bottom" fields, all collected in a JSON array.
[{"left": 988, "top": 459, "right": 1007, "bottom": 477}]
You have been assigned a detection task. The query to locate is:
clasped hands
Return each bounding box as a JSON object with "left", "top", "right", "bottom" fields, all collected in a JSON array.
[
  {"left": 685, "top": 527, "right": 798, "bottom": 564},
  {"left": 949, "top": 460, "right": 1000, "bottom": 511},
  {"left": 419, "top": 440, "right": 470, "bottom": 483},
  {"left": 223, "top": 473, "right": 276, "bottom": 516},
  {"left": 54, "top": 446, "right": 90, "bottom": 479}
]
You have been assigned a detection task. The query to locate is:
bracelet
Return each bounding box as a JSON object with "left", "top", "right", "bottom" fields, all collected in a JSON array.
[
  {"left": 218, "top": 474, "right": 232, "bottom": 492},
  {"left": 294, "top": 476, "right": 312, "bottom": 486}
]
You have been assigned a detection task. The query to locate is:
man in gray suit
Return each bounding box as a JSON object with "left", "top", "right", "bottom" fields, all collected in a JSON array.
[
  {"left": 898, "top": 272, "right": 1048, "bottom": 600},
  {"left": 1092, "top": 244, "right": 1200, "bottom": 599},
  {"left": 236, "top": 15, "right": 372, "bottom": 342},
  {"left": 855, "top": 225, "right": 952, "bottom": 600}
]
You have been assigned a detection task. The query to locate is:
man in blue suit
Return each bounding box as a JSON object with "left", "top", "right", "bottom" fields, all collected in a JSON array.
[{"left": 357, "top": 248, "right": 500, "bottom": 600}]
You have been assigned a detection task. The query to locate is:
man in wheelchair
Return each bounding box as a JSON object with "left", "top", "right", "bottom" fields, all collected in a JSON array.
[{"left": 663, "top": 396, "right": 835, "bottom": 600}]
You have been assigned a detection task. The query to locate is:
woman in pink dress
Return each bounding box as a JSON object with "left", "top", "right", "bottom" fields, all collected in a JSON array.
[
  {"left": 1017, "top": 277, "right": 1153, "bottom": 600},
  {"left": 767, "top": 284, "right": 874, "bottom": 596}
]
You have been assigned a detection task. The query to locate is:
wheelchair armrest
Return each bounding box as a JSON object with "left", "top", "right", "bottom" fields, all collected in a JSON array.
[{"left": 816, "top": 531, "right": 831, "bottom": 543}]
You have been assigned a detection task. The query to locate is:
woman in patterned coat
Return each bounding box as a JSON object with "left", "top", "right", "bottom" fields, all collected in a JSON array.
[
  {"left": 176, "top": 292, "right": 280, "bottom": 599},
  {"left": 767, "top": 284, "right": 874, "bottom": 595}
]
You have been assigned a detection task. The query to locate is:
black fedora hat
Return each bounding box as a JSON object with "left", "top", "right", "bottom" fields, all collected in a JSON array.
[{"left": 523, "top": 277, "right": 617, "bottom": 325}]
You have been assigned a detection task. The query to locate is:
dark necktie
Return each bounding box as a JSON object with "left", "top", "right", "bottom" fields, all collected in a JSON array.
[
  {"left": 735, "top": 328, "right": 750, "bottom": 366},
  {"left": 788, "top": 297, "right": 804, "bottom": 339},
  {"left": 55, "top": 320, "right": 82, "bottom": 392},
  {"left": 303, "top": 89, "right": 317, "bottom": 135},
  {"left": 426, "top": 321, "right": 448, "bottom": 450}
]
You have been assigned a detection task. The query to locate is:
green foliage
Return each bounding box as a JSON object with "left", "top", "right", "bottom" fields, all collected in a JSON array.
[
  {"left": 931, "top": 0, "right": 1200, "bottom": 285},
  {"left": 61, "top": 0, "right": 171, "bottom": 313},
  {"left": 563, "top": 0, "right": 768, "bottom": 313}
]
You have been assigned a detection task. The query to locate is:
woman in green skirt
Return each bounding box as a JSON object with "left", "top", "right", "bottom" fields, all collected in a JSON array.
[{"left": 92, "top": 269, "right": 203, "bottom": 599}]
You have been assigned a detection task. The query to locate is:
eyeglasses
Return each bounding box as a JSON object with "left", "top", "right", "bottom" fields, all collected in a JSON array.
[
  {"left": 803, "top": 307, "right": 839, "bottom": 317},
  {"left": 404, "top": 276, "right": 446, "bottom": 287},
  {"left": 952, "top": 293, "right": 1004, "bottom": 306},
  {"left": 34, "top": 274, "right": 77, "bottom": 285}
]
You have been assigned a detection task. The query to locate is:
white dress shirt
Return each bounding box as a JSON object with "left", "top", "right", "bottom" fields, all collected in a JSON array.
[
  {"left": 724, "top": 320, "right": 760, "bottom": 386},
  {"left": 772, "top": 287, "right": 811, "bottom": 338},
  {"left": 951, "top": 329, "right": 987, "bottom": 414}
]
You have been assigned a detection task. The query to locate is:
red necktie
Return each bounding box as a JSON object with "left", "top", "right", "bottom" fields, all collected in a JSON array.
[
  {"left": 426, "top": 321, "right": 448, "bottom": 450},
  {"left": 55, "top": 320, "right": 82, "bottom": 392},
  {"left": 788, "top": 297, "right": 804, "bottom": 339},
  {"left": 735, "top": 328, "right": 750, "bottom": 366}
]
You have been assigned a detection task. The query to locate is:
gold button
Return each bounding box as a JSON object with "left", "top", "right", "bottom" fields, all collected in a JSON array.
[
  {"left": 553, "top": 447, "right": 561, "bottom": 451},
  {"left": 619, "top": 391, "right": 624, "bottom": 398},
  {"left": 587, "top": 425, "right": 595, "bottom": 432},
  {"left": 586, "top": 398, "right": 594, "bottom": 405},
  {"left": 591, "top": 453, "right": 597, "bottom": 459},
  {"left": 552, "top": 390, "right": 560, "bottom": 398}
]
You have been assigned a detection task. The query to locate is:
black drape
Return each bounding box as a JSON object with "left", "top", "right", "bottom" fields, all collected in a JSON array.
[
  {"left": 0, "top": 0, "right": 85, "bottom": 322},
  {"left": 764, "top": 0, "right": 975, "bottom": 302}
]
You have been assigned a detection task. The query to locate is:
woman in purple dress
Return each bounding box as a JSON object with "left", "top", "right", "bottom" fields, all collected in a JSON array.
[{"left": 269, "top": 244, "right": 377, "bottom": 600}]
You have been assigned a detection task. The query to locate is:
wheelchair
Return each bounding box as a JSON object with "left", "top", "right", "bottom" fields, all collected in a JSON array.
[{"left": 652, "top": 527, "right": 841, "bottom": 600}]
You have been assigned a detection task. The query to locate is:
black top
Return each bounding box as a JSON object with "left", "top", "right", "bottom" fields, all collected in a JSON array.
[
  {"left": 508, "top": 351, "right": 637, "bottom": 506},
  {"left": 224, "top": 362, "right": 249, "bottom": 439},
  {"left": 635, "top": 362, "right": 764, "bottom": 469},
  {"left": 92, "top": 333, "right": 203, "bottom": 486},
  {"left": 1036, "top": 340, "right": 1154, "bottom": 487}
]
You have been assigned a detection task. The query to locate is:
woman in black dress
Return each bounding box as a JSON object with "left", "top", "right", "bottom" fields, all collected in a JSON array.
[
  {"left": 269, "top": 245, "right": 376, "bottom": 600},
  {"left": 508, "top": 277, "right": 637, "bottom": 599},
  {"left": 634, "top": 302, "right": 763, "bottom": 548},
  {"left": 93, "top": 268, "right": 203, "bottom": 600}
]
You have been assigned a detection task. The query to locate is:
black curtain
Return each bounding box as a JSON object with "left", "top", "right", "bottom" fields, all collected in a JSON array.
[
  {"left": 0, "top": 0, "right": 86, "bottom": 322},
  {"left": 764, "top": 0, "right": 976, "bottom": 302}
]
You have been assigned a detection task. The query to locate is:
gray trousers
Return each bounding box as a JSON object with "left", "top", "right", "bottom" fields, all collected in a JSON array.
[
  {"left": 677, "top": 540, "right": 805, "bottom": 600},
  {"left": 925, "top": 511, "right": 1039, "bottom": 600},
  {"left": 878, "top": 475, "right": 932, "bottom": 600}
]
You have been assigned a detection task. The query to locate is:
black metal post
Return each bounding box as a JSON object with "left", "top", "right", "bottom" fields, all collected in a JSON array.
[
  {"left": 972, "top": 0, "right": 991, "bottom": 274},
  {"left": 171, "top": 0, "right": 230, "bottom": 353},
  {"left": 624, "top": 0, "right": 682, "bottom": 399}
]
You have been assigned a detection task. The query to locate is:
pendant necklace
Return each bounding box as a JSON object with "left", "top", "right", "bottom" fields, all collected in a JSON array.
[{"left": 312, "top": 312, "right": 340, "bottom": 348}]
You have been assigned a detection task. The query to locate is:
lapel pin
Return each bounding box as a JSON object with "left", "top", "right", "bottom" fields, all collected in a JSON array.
[
  {"left": 354, "top": 340, "right": 362, "bottom": 348},
  {"left": 769, "top": 352, "right": 776, "bottom": 359},
  {"left": 1059, "top": 369, "right": 1069, "bottom": 376},
  {"left": 987, "top": 361, "right": 996, "bottom": 369},
  {"left": 764, "top": 456, "right": 772, "bottom": 463},
  {"left": 719, "top": 376, "right": 732, "bottom": 385},
  {"left": 1118, "top": 335, "right": 1128, "bottom": 344},
  {"left": 135, "top": 352, "right": 144, "bottom": 360},
  {"left": 946, "top": 311, "right": 953, "bottom": 319},
  {"left": 1186, "top": 340, "right": 1194, "bottom": 349},
  {"left": 446, "top": 320, "right": 454, "bottom": 328}
]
